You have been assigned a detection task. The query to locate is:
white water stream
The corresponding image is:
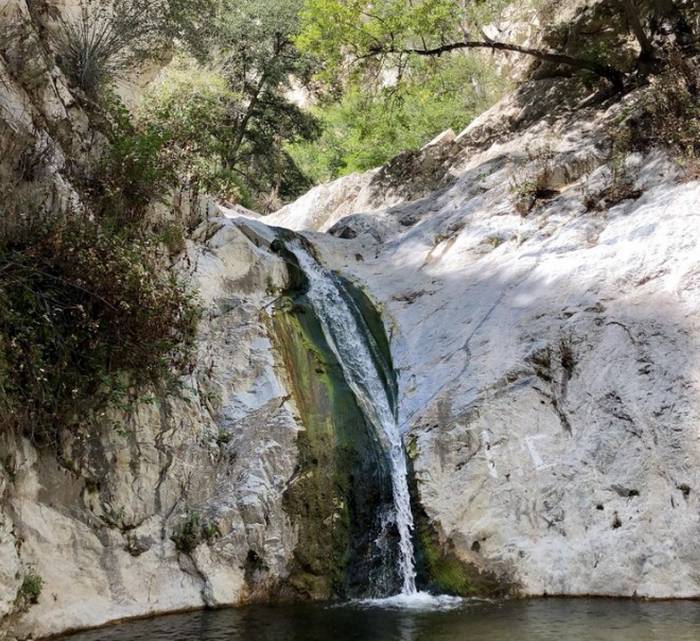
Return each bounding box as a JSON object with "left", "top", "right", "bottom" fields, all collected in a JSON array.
[{"left": 289, "top": 241, "right": 418, "bottom": 595}]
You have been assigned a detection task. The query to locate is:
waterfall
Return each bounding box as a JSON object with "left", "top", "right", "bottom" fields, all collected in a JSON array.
[{"left": 288, "top": 241, "right": 418, "bottom": 596}]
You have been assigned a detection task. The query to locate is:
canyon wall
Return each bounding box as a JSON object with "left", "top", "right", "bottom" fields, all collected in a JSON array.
[{"left": 2, "top": 1, "right": 700, "bottom": 638}]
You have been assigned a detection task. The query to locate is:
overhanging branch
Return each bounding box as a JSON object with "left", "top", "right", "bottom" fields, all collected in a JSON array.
[{"left": 378, "top": 39, "right": 626, "bottom": 90}]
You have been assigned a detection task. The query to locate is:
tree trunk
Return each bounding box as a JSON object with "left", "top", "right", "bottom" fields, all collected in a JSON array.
[
  {"left": 227, "top": 70, "right": 269, "bottom": 168},
  {"left": 620, "top": 0, "right": 657, "bottom": 64}
]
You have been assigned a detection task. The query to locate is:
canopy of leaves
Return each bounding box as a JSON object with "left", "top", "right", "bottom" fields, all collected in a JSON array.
[
  {"left": 139, "top": 57, "right": 319, "bottom": 210},
  {"left": 298, "top": 0, "right": 699, "bottom": 92},
  {"left": 288, "top": 54, "right": 502, "bottom": 181},
  {"left": 137, "top": 62, "right": 250, "bottom": 204},
  {"left": 297, "top": 0, "right": 510, "bottom": 80},
  {"left": 213, "top": 0, "right": 315, "bottom": 86}
]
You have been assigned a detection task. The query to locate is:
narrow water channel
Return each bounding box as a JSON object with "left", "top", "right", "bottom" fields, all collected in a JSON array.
[{"left": 289, "top": 240, "right": 417, "bottom": 595}]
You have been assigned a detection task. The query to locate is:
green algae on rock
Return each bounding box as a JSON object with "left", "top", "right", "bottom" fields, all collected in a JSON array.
[{"left": 270, "top": 291, "right": 397, "bottom": 598}]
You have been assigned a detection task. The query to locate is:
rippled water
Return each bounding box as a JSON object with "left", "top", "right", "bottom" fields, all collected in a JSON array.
[{"left": 60, "top": 599, "right": 700, "bottom": 641}]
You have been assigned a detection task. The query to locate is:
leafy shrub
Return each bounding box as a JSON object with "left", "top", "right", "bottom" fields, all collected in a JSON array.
[
  {"left": 138, "top": 58, "right": 315, "bottom": 209},
  {"left": 637, "top": 65, "right": 700, "bottom": 160},
  {"left": 287, "top": 55, "right": 501, "bottom": 183},
  {"left": 0, "top": 214, "right": 200, "bottom": 447},
  {"left": 86, "top": 94, "right": 175, "bottom": 226},
  {"left": 137, "top": 62, "right": 253, "bottom": 206},
  {"left": 171, "top": 512, "right": 221, "bottom": 553},
  {"left": 157, "top": 221, "right": 187, "bottom": 256},
  {"left": 15, "top": 572, "right": 43, "bottom": 610}
]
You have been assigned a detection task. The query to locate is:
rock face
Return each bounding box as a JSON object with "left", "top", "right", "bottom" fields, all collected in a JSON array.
[
  {"left": 1, "top": 221, "right": 293, "bottom": 638},
  {"left": 0, "top": 0, "right": 89, "bottom": 215},
  {"left": 268, "top": 79, "right": 700, "bottom": 598}
]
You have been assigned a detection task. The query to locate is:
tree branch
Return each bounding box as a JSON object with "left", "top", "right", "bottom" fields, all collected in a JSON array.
[{"left": 380, "top": 39, "right": 626, "bottom": 90}]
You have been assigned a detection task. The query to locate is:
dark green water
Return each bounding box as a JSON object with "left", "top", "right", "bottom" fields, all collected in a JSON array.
[{"left": 60, "top": 599, "right": 700, "bottom": 641}]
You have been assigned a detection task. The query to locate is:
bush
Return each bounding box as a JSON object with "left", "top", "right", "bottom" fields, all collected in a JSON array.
[
  {"left": 509, "top": 144, "right": 559, "bottom": 215},
  {"left": 138, "top": 58, "right": 314, "bottom": 209},
  {"left": 84, "top": 94, "right": 175, "bottom": 226},
  {"left": 171, "top": 512, "right": 221, "bottom": 553},
  {"left": 15, "top": 572, "right": 43, "bottom": 610},
  {"left": 615, "top": 59, "right": 700, "bottom": 164},
  {"left": 639, "top": 65, "right": 700, "bottom": 160},
  {"left": 287, "top": 55, "right": 502, "bottom": 183},
  {"left": 157, "top": 221, "right": 187, "bottom": 256},
  {"left": 137, "top": 61, "right": 252, "bottom": 206},
  {"left": 0, "top": 214, "right": 200, "bottom": 447}
]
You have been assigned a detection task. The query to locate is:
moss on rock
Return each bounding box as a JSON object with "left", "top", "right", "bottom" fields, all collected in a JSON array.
[
  {"left": 414, "top": 515, "right": 510, "bottom": 597},
  {"left": 336, "top": 276, "right": 398, "bottom": 415},
  {"left": 409, "top": 462, "right": 512, "bottom": 597},
  {"left": 271, "top": 293, "right": 396, "bottom": 598}
]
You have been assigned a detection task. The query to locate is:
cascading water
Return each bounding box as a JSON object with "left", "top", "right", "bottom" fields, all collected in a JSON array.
[{"left": 288, "top": 240, "right": 417, "bottom": 596}]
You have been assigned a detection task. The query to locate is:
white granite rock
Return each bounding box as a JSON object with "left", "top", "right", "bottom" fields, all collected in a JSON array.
[{"left": 269, "top": 88, "right": 700, "bottom": 598}]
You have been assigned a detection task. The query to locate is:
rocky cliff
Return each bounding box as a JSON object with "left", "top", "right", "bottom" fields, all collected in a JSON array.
[
  {"left": 2, "top": 1, "right": 700, "bottom": 638},
  {"left": 268, "top": 72, "right": 700, "bottom": 599}
]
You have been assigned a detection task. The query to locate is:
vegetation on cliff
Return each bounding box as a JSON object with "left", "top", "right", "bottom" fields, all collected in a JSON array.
[
  {"left": 135, "top": 0, "right": 699, "bottom": 202},
  {"left": 0, "top": 214, "right": 199, "bottom": 447}
]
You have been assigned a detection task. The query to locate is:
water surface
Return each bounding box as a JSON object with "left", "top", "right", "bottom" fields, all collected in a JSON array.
[{"left": 61, "top": 598, "right": 700, "bottom": 641}]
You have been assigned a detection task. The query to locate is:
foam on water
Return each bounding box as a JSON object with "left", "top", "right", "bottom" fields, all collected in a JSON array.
[{"left": 351, "top": 591, "right": 468, "bottom": 611}]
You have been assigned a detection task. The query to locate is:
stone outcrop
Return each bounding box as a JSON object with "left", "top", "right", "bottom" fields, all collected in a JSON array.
[
  {"left": 0, "top": 0, "right": 91, "bottom": 216},
  {"left": 268, "top": 77, "right": 700, "bottom": 599},
  {"left": 1, "top": 221, "right": 292, "bottom": 638}
]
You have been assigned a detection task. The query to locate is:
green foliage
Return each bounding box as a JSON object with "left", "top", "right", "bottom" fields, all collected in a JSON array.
[
  {"left": 288, "top": 55, "right": 502, "bottom": 181},
  {"left": 139, "top": 50, "right": 318, "bottom": 209},
  {"left": 135, "top": 0, "right": 318, "bottom": 209},
  {"left": 297, "top": 0, "right": 700, "bottom": 97},
  {"left": 215, "top": 0, "right": 313, "bottom": 83},
  {"left": 298, "top": 0, "right": 512, "bottom": 80},
  {"left": 605, "top": 59, "right": 700, "bottom": 181},
  {"left": 138, "top": 61, "right": 251, "bottom": 205},
  {"left": 157, "top": 221, "right": 188, "bottom": 257},
  {"left": 137, "top": 0, "right": 322, "bottom": 211},
  {"left": 171, "top": 512, "right": 221, "bottom": 553},
  {"left": 211, "top": 0, "right": 321, "bottom": 205},
  {"left": 15, "top": 572, "right": 43, "bottom": 610},
  {"left": 92, "top": 94, "right": 175, "bottom": 224},
  {"left": 0, "top": 214, "right": 200, "bottom": 447}
]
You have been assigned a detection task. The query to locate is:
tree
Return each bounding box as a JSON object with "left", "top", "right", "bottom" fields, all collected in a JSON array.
[
  {"left": 211, "top": 0, "right": 320, "bottom": 203},
  {"left": 297, "top": 0, "right": 698, "bottom": 93},
  {"left": 139, "top": 0, "right": 320, "bottom": 209},
  {"left": 288, "top": 54, "right": 502, "bottom": 182}
]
